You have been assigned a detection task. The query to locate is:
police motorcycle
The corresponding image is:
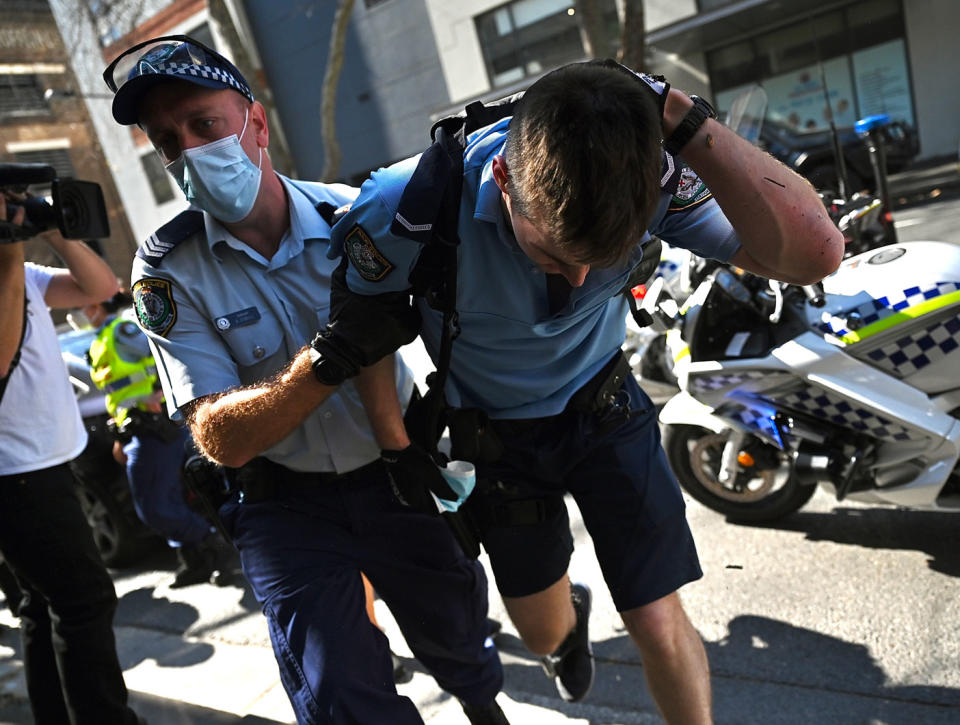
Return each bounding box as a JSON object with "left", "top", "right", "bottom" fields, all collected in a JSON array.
[{"left": 653, "top": 230, "right": 960, "bottom": 522}]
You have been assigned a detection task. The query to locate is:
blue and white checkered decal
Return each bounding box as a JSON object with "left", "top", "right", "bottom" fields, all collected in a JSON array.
[
  {"left": 862, "top": 315, "right": 960, "bottom": 377},
  {"left": 815, "top": 282, "right": 960, "bottom": 339},
  {"left": 715, "top": 399, "right": 784, "bottom": 447},
  {"left": 777, "top": 385, "right": 921, "bottom": 441},
  {"left": 156, "top": 61, "right": 252, "bottom": 100},
  {"left": 689, "top": 371, "right": 766, "bottom": 394}
]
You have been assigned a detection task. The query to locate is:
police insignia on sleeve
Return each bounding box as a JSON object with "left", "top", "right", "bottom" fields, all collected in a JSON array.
[
  {"left": 132, "top": 278, "right": 177, "bottom": 337},
  {"left": 344, "top": 224, "right": 393, "bottom": 282},
  {"left": 668, "top": 165, "right": 713, "bottom": 213}
]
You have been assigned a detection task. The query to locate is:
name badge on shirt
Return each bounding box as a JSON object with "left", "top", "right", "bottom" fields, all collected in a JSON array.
[{"left": 215, "top": 306, "right": 261, "bottom": 330}]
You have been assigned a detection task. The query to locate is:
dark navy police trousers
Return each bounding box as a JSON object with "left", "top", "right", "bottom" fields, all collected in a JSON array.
[{"left": 220, "top": 459, "right": 502, "bottom": 725}]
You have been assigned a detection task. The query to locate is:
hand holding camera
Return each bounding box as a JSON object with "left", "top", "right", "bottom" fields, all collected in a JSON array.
[{"left": 1, "top": 163, "right": 111, "bottom": 244}]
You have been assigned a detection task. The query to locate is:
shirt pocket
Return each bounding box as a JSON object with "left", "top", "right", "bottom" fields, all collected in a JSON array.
[{"left": 217, "top": 313, "right": 286, "bottom": 383}]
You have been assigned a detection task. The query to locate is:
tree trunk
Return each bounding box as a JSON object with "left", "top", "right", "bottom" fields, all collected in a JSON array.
[
  {"left": 617, "top": 0, "right": 645, "bottom": 72},
  {"left": 574, "top": 0, "right": 608, "bottom": 59},
  {"left": 207, "top": 0, "right": 296, "bottom": 177},
  {"left": 320, "top": 0, "right": 356, "bottom": 182}
]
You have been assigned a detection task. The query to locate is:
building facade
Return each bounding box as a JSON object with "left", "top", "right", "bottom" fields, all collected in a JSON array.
[{"left": 1, "top": 0, "right": 136, "bottom": 285}]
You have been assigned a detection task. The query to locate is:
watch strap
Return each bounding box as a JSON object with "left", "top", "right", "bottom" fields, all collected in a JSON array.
[{"left": 664, "top": 95, "right": 716, "bottom": 157}]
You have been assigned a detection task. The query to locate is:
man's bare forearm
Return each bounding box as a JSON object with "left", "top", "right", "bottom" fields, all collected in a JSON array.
[
  {"left": 663, "top": 90, "right": 844, "bottom": 284},
  {"left": 187, "top": 347, "right": 336, "bottom": 468},
  {"left": 44, "top": 236, "right": 119, "bottom": 309},
  {"left": 355, "top": 355, "right": 410, "bottom": 451}
]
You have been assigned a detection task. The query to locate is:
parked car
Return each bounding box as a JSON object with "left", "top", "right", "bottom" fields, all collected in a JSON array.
[
  {"left": 59, "top": 327, "right": 162, "bottom": 567},
  {"left": 757, "top": 116, "right": 918, "bottom": 194}
]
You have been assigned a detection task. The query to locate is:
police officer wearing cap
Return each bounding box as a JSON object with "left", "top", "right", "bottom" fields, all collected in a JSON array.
[
  {"left": 308, "top": 61, "right": 845, "bottom": 724},
  {"left": 103, "top": 35, "right": 509, "bottom": 725}
]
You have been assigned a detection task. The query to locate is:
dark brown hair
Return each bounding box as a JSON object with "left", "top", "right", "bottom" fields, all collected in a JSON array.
[{"left": 503, "top": 61, "right": 662, "bottom": 267}]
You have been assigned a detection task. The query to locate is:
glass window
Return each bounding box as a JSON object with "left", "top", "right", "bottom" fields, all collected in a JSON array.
[
  {"left": 140, "top": 152, "right": 175, "bottom": 205},
  {"left": 709, "top": 0, "right": 913, "bottom": 133},
  {"left": 475, "top": 0, "right": 618, "bottom": 88},
  {"left": 0, "top": 74, "right": 50, "bottom": 119}
]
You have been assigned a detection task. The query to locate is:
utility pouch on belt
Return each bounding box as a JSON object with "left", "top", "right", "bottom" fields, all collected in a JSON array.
[
  {"left": 566, "top": 350, "right": 632, "bottom": 415},
  {"left": 447, "top": 407, "right": 504, "bottom": 464}
]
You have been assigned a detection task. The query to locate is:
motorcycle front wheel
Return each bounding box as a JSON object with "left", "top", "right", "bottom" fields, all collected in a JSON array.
[{"left": 663, "top": 424, "right": 816, "bottom": 522}]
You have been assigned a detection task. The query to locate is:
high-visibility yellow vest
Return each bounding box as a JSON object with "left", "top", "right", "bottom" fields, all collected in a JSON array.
[{"left": 88, "top": 318, "right": 158, "bottom": 422}]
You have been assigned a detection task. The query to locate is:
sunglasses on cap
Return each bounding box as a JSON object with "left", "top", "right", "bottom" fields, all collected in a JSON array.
[{"left": 102, "top": 34, "right": 252, "bottom": 107}]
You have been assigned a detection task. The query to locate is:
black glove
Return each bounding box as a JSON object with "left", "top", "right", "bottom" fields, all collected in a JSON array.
[
  {"left": 310, "top": 256, "right": 422, "bottom": 385},
  {"left": 381, "top": 443, "right": 457, "bottom": 515}
]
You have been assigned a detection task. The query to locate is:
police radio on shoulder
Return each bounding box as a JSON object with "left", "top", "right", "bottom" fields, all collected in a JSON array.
[{"left": 663, "top": 95, "right": 717, "bottom": 157}]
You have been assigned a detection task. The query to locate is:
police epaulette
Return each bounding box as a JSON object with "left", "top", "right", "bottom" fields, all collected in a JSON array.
[
  {"left": 660, "top": 150, "right": 681, "bottom": 196},
  {"left": 136, "top": 210, "right": 204, "bottom": 266}
]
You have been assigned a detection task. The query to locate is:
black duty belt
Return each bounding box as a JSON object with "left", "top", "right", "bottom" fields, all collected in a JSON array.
[{"left": 227, "top": 457, "right": 382, "bottom": 503}]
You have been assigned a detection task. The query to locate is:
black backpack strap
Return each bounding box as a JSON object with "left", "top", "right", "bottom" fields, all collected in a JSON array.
[
  {"left": 0, "top": 291, "right": 28, "bottom": 408},
  {"left": 621, "top": 237, "right": 663, "bottom": 329},
  {"left": 393, "top": 124, "right": 468, "bottom": 457}
]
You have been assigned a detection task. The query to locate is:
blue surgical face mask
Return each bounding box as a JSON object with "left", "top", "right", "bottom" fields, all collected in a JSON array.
[{"left": 165, "top": 108, "right": 263, "bottom": 223}]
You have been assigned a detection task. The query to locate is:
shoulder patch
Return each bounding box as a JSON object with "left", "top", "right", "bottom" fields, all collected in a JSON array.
[
  {"left": 344, "top": 224, "right": 393, "bottom": 281},
  {"left": 132, "top": 278, "right": 177, "bottom": 337},
  {"left": 136, "top": 210, "right": 204, "bottom": 266},
  {"left": 668, "top": 165, "right": 713, "bottom": 213}
]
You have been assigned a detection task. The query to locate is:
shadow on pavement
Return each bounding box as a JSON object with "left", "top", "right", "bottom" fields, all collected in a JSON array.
[{"left": 733, "top": 506, "right": 960, "bottom": 577}]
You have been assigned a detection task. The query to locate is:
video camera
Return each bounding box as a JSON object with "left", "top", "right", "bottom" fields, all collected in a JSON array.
[{"left": 0, "top": 162, "right": 110, "bottom": 243}]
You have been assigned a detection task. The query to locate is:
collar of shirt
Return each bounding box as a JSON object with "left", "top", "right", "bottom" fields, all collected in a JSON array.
[
  {"left": 201, "top": 174, "right": 331, "bottom": 269},
  {"left": 466, "top": 119, "right": 534, "bottom": 265}
]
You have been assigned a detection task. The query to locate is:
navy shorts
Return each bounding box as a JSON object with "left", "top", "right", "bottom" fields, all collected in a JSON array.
[{"left": 474, "top": 375, "right": 702, "bottom": 612}]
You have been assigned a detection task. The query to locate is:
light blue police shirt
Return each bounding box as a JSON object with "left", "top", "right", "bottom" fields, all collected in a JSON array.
[
  {"left": 131, "top": 175, "right": 414, "bottom": 473},
  {"left": 331, "top": 118, "right": 739, "bottom": 419}
]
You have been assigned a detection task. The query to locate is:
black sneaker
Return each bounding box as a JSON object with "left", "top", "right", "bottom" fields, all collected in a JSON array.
[
  {"left": 540, "top": 583, "right": 594, "bottom": 702},
  {"left": 460, "top": 699, "right": 510, "bottom": 725}
]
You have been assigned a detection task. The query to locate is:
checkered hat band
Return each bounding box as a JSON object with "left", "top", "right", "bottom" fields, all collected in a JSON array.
[{"left": 157, "top": 61, "right": 252, "bottom": 99}]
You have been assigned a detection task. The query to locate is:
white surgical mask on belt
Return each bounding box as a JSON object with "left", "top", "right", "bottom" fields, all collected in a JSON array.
[{"left": 165, "top": 108, "right": 263, "bottom": 223}]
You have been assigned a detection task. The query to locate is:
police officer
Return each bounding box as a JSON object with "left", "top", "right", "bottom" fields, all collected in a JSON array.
[
  {"left": 103, "top": 35, "right": 508, "bottom": 725},
  {"left": 83, "top": 292, "right": 225, "bottom": 587},
  {"left": 309, "top": 61, "right": 845, "bottom": 724}
]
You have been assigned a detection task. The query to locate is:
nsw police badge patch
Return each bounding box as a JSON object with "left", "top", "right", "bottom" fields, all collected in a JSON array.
[
  {"left": 344, "top": 224, "right": 393, "bottom": 281},
  {"left": 668, "top": 165, "right": 713, "bottom": 213},
  {"left": 132, "top": 277, "right": 177, "bottom": 337}
]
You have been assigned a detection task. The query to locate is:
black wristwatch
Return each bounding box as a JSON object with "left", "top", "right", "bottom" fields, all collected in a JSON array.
[{"left": 663, "top": 95, "right": 717, "bottom": 157}]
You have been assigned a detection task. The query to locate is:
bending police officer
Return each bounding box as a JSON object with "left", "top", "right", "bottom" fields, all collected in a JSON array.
[
  {"left": 310, "top": 61, "right": 845, "bottom": 724},
  {"left": 103, "top": 35, "right": 508, "bottom": 725}
]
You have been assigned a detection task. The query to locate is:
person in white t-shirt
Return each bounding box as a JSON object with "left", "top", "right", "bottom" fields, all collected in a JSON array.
[{"left": 0, "top": 194, "right": 143, "bottom": 725}]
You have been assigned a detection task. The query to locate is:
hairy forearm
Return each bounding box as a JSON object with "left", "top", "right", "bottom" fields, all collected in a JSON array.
[
  {"left": 355, "top": 355, "right": 410, "bottom": 450},
  {"left": 663, "top": 91, "right": 844, "bottom": 284},
  {"left": 0, "top": 244, "right": 26, "bottom": 376},
  {"left": 187, "top": 347, "right": 336, "bottom": 468}
]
